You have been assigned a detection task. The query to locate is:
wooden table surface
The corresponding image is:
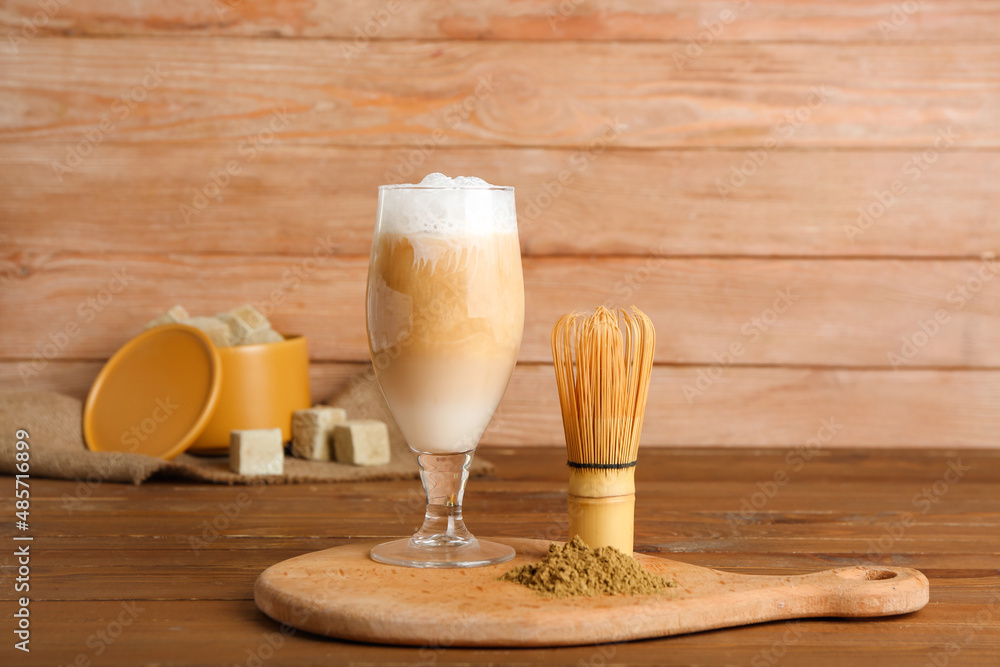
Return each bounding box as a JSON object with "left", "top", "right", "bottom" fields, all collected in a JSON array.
[{"left": 4, "top": 447, "right": 999, "bottom": 666}]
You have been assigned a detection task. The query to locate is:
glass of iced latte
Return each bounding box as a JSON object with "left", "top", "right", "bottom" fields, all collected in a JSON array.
[{"left": 366, "top": 173, "right": 523, "bottom": 568}]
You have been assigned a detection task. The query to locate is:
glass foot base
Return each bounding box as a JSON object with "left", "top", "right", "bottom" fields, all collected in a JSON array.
[{"left": 370, "top": 537, "right": 515, "bottom": 569}]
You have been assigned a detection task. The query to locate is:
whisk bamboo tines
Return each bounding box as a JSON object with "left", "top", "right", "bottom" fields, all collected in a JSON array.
[{"left": 551, "top": 306, "right": 655, "bottom": 554}]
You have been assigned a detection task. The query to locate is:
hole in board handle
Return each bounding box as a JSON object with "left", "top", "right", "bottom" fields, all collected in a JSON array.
[{"left": 836, "top": 567, "right": 899, "bottom": 581}]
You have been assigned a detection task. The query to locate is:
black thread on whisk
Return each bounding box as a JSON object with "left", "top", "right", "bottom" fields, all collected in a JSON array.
[{"left": 567, "top": 460, "right": 638, "bottom": 470}]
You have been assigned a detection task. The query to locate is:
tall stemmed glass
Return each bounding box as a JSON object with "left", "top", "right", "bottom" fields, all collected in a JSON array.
[{"left": 366, "top": 176, "right": 523, "bottom": 568}]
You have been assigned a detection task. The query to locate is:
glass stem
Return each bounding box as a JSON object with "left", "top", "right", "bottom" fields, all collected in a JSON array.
[{"left": 410, "top": 452, "right": 475, "bottom": 548}]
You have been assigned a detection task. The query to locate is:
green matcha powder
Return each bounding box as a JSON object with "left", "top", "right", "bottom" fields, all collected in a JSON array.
[{"left": 500, "top": 536, "right": 677, "bottom": 598}]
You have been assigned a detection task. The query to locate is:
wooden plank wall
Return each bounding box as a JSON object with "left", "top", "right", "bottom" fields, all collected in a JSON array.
[{"left": 1, "top": 1, "right": 999, "bottom": 448}]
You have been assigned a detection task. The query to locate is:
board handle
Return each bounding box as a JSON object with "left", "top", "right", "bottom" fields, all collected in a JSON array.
[{"left": 788, "top": 565, "right": 929, "bottom": 617}]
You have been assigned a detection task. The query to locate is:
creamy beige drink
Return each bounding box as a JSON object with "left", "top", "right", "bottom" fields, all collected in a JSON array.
[{"left": 367, "top": 175, "right": 523, "bottom": 454}]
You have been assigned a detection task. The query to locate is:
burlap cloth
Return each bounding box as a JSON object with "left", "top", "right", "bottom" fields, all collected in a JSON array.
[{"left": 0, "top": 369, "right": 492, "bottom": 484}]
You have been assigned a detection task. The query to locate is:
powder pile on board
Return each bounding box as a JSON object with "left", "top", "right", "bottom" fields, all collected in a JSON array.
[{"left": 500, "top": 536, "right": 676, "bottom": 598}]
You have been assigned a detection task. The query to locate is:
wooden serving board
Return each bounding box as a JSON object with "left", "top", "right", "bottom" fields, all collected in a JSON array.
[{"left": 254, "top": 538, "right": 929, "bottom": 647}]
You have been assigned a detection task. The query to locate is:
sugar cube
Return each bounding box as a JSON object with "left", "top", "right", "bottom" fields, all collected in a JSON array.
[
  {"left": 333, "top": 421, "right": 390, "bottom": 466},
  {"left": 145, "top": 305, "right": 190, "bottom": 329},
  {"left": 229, "top": 428, "right": 284, "bottom": 475},
  {"left": 291, "top": 406, "right": 347, "bottom": 461},
  {"left": 242, "top": 328, "right": 284, "bottom": 345},
  {"left": 218, "top": 304, "right": 269, "bottom": 344},
  {"left": 184, "top": 316, "right": 232, "bottom": 347}
]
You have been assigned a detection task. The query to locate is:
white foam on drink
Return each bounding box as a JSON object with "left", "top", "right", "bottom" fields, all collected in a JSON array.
[{"left": 378, "top": 173, "right": 517, "bottom": 238}]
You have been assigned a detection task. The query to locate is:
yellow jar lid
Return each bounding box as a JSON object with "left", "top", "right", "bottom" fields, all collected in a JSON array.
[{"left": 83, "top": 324, "right": 223, "bottom": 460}]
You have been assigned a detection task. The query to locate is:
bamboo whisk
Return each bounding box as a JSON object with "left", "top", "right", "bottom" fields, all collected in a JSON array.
[{"left": 551, "top": 306, "right": 655, "bottom": 554}]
